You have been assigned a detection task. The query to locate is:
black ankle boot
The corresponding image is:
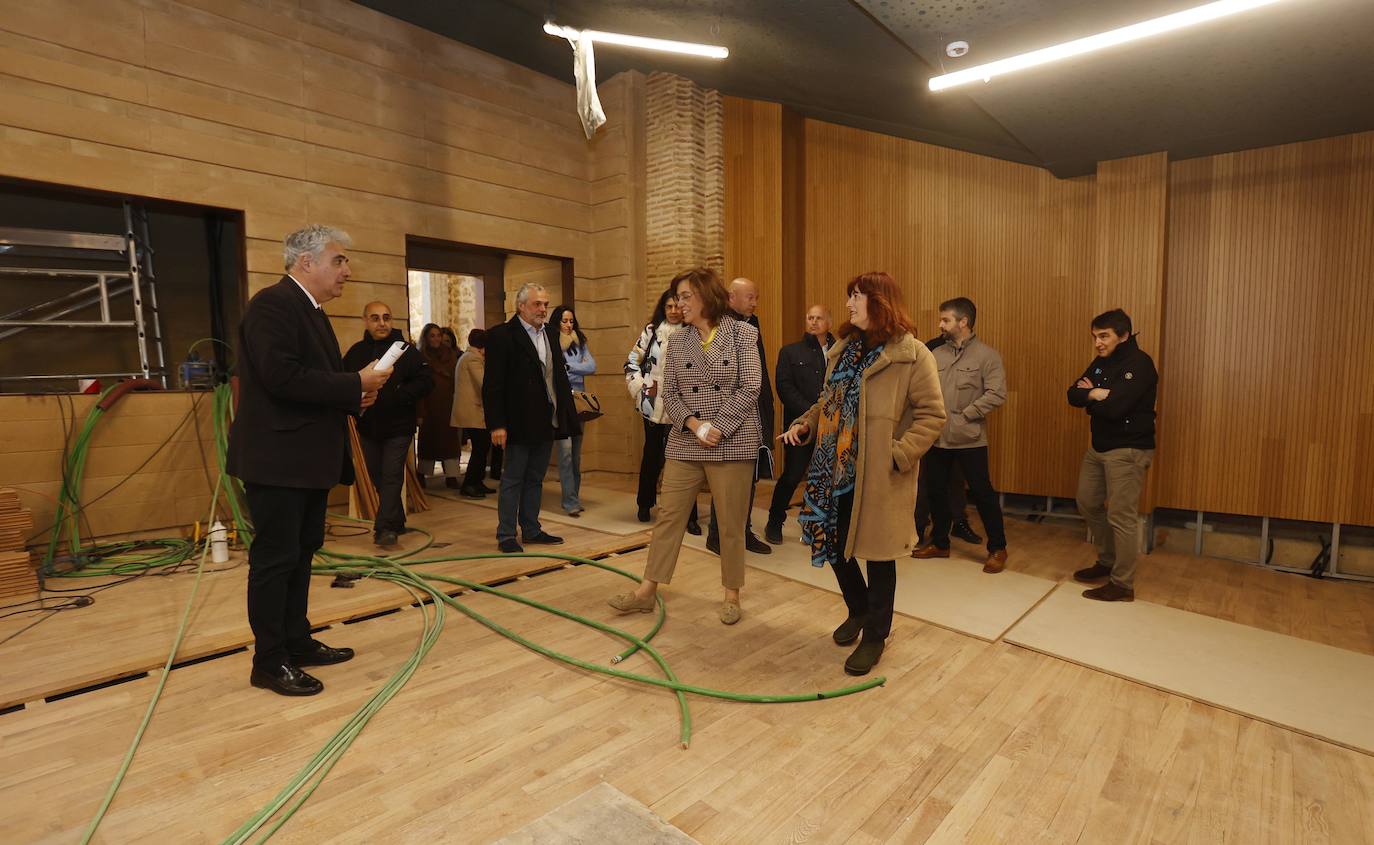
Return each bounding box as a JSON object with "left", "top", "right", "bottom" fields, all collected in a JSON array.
[{"left": 844, "top": 637, "right": 885, "bottom": 675}]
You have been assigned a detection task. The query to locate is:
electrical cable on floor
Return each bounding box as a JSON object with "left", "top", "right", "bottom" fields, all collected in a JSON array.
[{"left": 57, "top": 382, "right": 888, "bottom": 843}]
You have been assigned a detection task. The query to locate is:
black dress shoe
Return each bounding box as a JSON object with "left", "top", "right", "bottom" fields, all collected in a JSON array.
[
  {"left": 525, "top": 532, "right": 564, "bottom": 545},
  {"left": 499, "top": 538, "right": 524, "bottom": 553},
  {"left": 460, "top": 485, "right": 486, "bottom": 499},
  {"left": 289, "top": 639, "right": 355, "bottom": 667},
  {"left": 833, "top": 615, "right": 865, "bottom": 646},
  {"left": 706, "top": 534, "right": 720, "bottom": 554},
  {"left": 479, "top": 484, "right": 497, "bottom": 494},
  {"left": 952, "top": 519, "right": 983, "bottom": 545},
  {"left": 637, "top": 505, "right": 652, "bottom": 523},
  {"left": 251, "top": 662, "right": 323, "bottom": 696},
  {"left": 745, "top": 533, "right": 772, "bottom": 555},
  {"left": 685, "top": 517, "right": 702, "bottom": 536},
  {"left": 374, "top": 529, "right": 398, "bottom": 547},
  {"left": 844, "top": 637, "right": 885, "bottom": 675},
  {"left": 764, "top": 521, "right": 784, "bottom": 545}
]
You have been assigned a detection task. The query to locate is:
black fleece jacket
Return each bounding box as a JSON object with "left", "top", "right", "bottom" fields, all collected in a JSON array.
[
  {"left": 341, "top": 329, "right": 433, "bottom": 439},
  {"left": 1066, "top": 335, "right": 1157, "bottom": 451}
]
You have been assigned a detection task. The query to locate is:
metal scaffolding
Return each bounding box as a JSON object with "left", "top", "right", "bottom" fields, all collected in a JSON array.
[{"left": 0, "top": 202, "right": 168, "bottom": 388}]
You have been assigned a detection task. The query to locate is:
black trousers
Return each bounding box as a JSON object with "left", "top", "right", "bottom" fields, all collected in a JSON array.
[
  {"left": 914, "top": 459, "right": 968, "bottom": 537},
  {"left": 637, "top": 419, "right": 670, "bottom": 508},
  {"left": 360, "top": 432, "right": 411, "bottom": 534},
  {"left": 464, "top": 428, "right": 491, "bottom": 489},
  {"left": 925, "top": 445, "right": 1007, "bottom": 552},
  {"left": 243, "top": 483, "right": 328, "bottom": 669},
  {"left": 767, "top": 441, "right": 814, "bottom": 524},
  {"left": 489, "top": 445, "right": 503, "bottom": 479},
  {"left": 828, "top": 489, "right": 896, "bottom": 641}
]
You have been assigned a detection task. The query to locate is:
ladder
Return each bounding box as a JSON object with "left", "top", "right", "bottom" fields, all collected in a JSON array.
[{"left": 123, "top": 201, "right": 169, "bottom": 386}]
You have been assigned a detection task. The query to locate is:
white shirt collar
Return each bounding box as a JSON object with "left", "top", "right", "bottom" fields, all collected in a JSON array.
[
  {"left": 518, "top": 315, "right": 544, "bottom": 336},
  {"left": 287, "top": 274, "right": 320, "bottom": 310}
]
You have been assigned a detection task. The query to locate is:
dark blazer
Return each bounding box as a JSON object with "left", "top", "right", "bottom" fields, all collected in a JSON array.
[
  {"left": 482, "top": 314, "right": 580, "bottom": 445},
  {"left": 227, "top": 276, "right": 362, "bottom": 489},
  {"left": 661, "top": 316, "right": 763, "bottom": 463},
  {"left": 730, "top": 311, "right": 774, "bottom": 438},
  {"left": 775, "top": 332, "right": 834, "bottom": 424},
  {"left": 341, "top": 328, "right": 432, "bottom": 440}
]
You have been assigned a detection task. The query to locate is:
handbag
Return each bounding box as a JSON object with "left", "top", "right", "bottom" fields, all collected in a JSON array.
[{"left": 572, "top": 389, "right": 603, "bottom": 422}]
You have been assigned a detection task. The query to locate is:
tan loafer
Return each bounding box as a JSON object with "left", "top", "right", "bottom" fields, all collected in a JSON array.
[
  {"left": 718, "top": 599, "right": 742, "bottom": 625},
  {"left": 608, "top": 592, "right": 656, "bottom": 613},
  {"left": 911, "top": 545, "right": 950, "bottom": 559}
]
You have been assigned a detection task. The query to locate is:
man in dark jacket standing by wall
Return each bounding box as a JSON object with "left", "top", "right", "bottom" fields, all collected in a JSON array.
[
  {"left": 227, "top": 224, "right": 392, "bottom": 696},
  {"left": 707, "top": 276, "right": 773, "bottom": 555},
  {"left": 764, "top": 304, "right": 833, "bottom": 544},
  {"left": 1067, "top": 308, "right": 1158, "bottom": 602},
  {"left": 342, "top": 300, "right": 432, "bottom": 548},
  {"left": 483, "top": 283, "right": 581, "bottom": 553}
]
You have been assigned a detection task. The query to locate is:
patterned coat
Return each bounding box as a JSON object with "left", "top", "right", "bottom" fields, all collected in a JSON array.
[{"left": 661, "top": 316, "right": 763, "bottom": 463}]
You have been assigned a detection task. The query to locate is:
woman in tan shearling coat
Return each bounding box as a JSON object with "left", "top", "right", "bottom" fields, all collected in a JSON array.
[{"left": 781, "top": 272, "right": 945, "bottom": 675}]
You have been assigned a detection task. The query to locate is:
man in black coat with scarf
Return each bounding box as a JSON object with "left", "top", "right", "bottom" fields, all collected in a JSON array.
[
  {"left": 342, "top": 300, "right": 432, "bottom": 547},
  {"left": 483, "top": 283, "right": 581, "bottom": 553},
  {"left": 227, "top": 224, "right": 392, "bottom": 697}
]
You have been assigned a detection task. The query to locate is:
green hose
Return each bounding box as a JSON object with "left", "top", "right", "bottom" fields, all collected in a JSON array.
[{"left": 66, "top": 382, "right": 889, "bottom": 843}]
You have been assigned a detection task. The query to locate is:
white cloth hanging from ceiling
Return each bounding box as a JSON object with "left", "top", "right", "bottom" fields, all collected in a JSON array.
[{"left": 569, "top": 31, "right": 606, "bottom": 140}]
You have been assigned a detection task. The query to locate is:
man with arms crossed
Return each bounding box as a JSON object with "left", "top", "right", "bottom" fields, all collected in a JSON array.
[{"left": 1067, "top": 308, "right": 1158, "bottom": 602}]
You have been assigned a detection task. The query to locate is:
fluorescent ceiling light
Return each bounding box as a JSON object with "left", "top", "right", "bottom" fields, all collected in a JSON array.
[
  {"left": 543, "top": 22, "right": 729, "bottom": 59},
  {"left": 928, "top": 0, "right": 1288, "bottom": 91}
]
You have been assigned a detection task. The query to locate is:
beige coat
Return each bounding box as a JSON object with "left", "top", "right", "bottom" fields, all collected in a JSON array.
[
  {"left": 451, "top": 349, "right": 486, "bottom": 430},
  {"left": 794, "top": 332, "right": 946, "bottom": 562}
]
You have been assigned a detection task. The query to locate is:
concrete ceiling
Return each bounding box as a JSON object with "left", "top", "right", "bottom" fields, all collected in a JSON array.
[{"left": 354, "top": 0, "right": 1374, "bottom": 177}]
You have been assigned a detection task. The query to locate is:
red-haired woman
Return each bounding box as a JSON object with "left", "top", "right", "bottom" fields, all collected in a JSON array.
[{"left": 781, "top": 272, "right": 946, "bottom": 675}]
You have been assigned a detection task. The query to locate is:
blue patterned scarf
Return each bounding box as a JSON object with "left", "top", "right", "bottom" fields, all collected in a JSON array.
[{"left": 799, "top": 335, "right": 885, "bottom": 567}]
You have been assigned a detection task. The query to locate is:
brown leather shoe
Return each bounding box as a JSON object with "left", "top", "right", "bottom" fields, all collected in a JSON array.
[
  {"left": 1083, "top": 582, "right": 1135, "bottom": 602},
  {"left": 982, "top": 549, "right": 1008, "bottom": 573},
  {"left": 1073, "top": 562, "right": 1113, "bottom": 583},
  {"left": 910, "top": 545, "right": 950, "bottom": 559}
]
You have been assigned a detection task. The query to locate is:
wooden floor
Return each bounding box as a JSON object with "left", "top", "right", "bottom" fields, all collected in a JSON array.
[{"left": 3, "top": 486, "right": 1374, "bottom": 843}]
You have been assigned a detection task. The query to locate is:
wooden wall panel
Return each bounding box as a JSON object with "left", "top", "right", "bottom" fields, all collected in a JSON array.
[
  {"left": 803, "top": 120, "right": 1099, "bottom": 498},
  {"left": 0, "top": 0, "right": 650, "bottom": 525},
  {"left": 723, "top": 96, "right": 783, "bottom": 435},
  {"left": 1093, "top": 153, "right": 1169, "bottom": 510},
  {"left": 1156, "top": 133, "right": 1374, "bottom": 525}
]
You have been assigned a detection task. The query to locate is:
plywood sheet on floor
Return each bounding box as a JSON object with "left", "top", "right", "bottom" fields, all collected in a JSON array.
[
  {"left": 0, "top": 497, "right": 648, "bottom": 709},
  {"left": 491, "top": 782, "right": 700, "bottom": 844},
  {"left": 1004, "top": 582, "right": 1374, "bottom": 755}
]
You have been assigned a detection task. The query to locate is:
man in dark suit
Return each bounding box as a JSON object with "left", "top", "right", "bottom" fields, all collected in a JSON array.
[
  {"left": 483, "top": 283, "right": 581, "bottom": 553},
  {"left": 341, "top": 300, "right": 432, "bottom": 547},
  {"left": 227, "top": 224, "right": 392, "bottom": 696},
  {"left": 765, "top": 304, "right": 834, "bottom": 543},
  {"left": 707, "top": 276, "right": 773, "bottom": 555}
]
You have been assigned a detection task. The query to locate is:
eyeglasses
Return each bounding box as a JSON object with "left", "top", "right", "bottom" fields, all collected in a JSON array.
[{"left": 676, "top": 290, "right": 695, "bottom": 302}]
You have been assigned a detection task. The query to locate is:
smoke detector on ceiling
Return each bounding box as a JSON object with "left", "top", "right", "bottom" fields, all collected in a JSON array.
[{"left": 946, "top": 40, "right": 970, "bottom": 58}]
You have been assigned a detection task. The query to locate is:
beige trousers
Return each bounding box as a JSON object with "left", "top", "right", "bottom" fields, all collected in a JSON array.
[
  {"left": 1076, "top": 446, "right": 1154, "bottom": 589},
  {"left": 645, "top": 459, "right": 754, "bottom": 589}
]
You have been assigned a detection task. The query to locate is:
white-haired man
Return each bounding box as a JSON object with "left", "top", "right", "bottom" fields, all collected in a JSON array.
[
  {"left": 483, "top": 284, "right": 581, "bottom": 553},
  {"left": 227, "top": 224, "right": 392, "bottom": 696}
]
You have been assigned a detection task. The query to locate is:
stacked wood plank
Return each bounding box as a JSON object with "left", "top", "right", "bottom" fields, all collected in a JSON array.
[{"left": 0, "top": 489, "right": 38, "bottom": 600}]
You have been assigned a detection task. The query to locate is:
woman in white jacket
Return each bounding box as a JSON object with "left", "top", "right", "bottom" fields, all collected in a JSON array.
[{"left": 625, "top": 286, "right": 700, "bottom": 532}]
